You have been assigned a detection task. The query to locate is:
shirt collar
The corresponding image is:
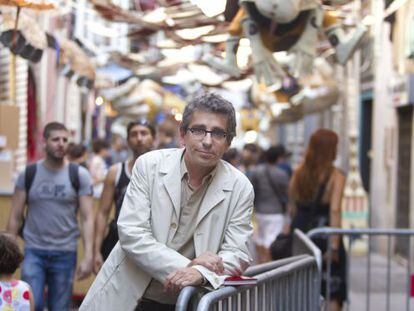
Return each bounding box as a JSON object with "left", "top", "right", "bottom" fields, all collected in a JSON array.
[{"left": 180, "top": 152, "right": 218, "bottom": 186}]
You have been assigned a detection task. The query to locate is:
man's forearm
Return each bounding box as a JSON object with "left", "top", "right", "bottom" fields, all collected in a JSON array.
[
  {"left": 6, "top": 214, "right": 21, "bottom": 237},
  {"left": 94, "top": 213, "right": 108, "bottom": 255},
  {"left": 81, "top": 215, "right": 94, "bottom": 258},
  {"left": 8, "top": 190, "right": 27, "bottom": 237}
]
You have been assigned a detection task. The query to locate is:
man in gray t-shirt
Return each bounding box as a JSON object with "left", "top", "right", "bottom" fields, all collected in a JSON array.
[{"left": 7, "top": 122, "right": 94, "bottom": 311}]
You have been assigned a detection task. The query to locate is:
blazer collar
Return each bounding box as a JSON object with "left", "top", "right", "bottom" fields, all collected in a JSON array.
[
  {"left": 195, "top": 160, "right": 233, "bottom": 226},
  {"left": 160, "top": 148, "right": 233, "bottom": 220}
]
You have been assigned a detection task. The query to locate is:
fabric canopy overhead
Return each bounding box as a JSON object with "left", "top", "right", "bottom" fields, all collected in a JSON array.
[{"left": 0, "top": 0, "right": 54, "bottom": 10}]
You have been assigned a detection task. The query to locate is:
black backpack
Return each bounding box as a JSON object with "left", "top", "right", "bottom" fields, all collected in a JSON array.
[{"left": 19, "top": 162, "right": 80, "bottom": 236}]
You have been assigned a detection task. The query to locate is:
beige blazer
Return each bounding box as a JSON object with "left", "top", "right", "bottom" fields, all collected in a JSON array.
[{"left": 80, "top": 148, "right": 254, "bottom": 311}]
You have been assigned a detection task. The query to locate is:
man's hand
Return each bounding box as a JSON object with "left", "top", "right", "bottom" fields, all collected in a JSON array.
[
  {"left": 188, "top": 251, "right": 224, "bottom": 275},
  {"left": 76, "top": 257, "right": 93, "bottom": 280},
  {"left": 93, "top": 252, "right": 104, "bottom": 274},
  {"left": 164, "top": 267, "right": 203, "bottom": 294}
]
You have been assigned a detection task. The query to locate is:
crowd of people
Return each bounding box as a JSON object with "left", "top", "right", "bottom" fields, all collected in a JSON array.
[{"left": 1, "top": 93, "right": 346, "bottom": 311}]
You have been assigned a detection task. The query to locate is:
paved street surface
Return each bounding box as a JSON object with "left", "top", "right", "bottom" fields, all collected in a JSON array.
[{"left": 346, "top": 253, "right": 414, "bottom": 311}]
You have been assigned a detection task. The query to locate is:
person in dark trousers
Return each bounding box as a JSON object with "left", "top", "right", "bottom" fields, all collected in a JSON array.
[
  {"left": 7, "top": 122, "right": 94, "bottom": 311},
  {"left": 287, "top": 128, "right": 347, "bottom": 311},
  {"left": 93, "top": 119, "right": 156, "bottom": 273},
  {"left": 250, "top": 146, "right": 289, "bottom": 263}
]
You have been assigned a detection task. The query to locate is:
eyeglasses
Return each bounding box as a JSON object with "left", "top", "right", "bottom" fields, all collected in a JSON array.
[{"left": 187, "top": 127, "right": 228, "bottom": 141}]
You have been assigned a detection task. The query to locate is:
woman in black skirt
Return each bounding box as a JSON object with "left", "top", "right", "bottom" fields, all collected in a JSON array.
[{"left": 287, "top": 128, "right": 347, "bottom": 311}]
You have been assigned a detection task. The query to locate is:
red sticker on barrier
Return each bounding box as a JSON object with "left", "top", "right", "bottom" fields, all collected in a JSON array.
[{"left": 411, "top": 275, "right": 414, "bottom": 297}]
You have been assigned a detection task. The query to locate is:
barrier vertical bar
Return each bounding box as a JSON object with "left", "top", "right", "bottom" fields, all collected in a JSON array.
[
  {"left": 326, "top": 237, "right": 332, "bottom": 310},
  {"left": 346, "top": 235, "right": 352, "bottom": 311},
  {"left": 406, "top": 235, "right": 411, "bottom": 311},
  {"left": 298, "top": 269, "right": 303, "bottom": 311},
  {"left": 386, "top": 234, "right": 391, "bottom": 311},
  {"left": 367, "top": 234, "right": 372, "bottom": 311}
]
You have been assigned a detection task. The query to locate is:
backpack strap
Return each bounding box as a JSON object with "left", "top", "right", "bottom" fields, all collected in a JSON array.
[
  {"left": 21, "top": 163, "right": 37, "bottom": 237},
  {"left": 68, "top": 163, "right": 80, "bottom": 194},
  {"left": 24, "top": 163, "right": 37, "bottom": 195}
]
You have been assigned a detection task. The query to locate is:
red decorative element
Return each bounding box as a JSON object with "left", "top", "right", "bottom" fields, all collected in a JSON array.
[
  {"left": 3, "top": 289, "right": 12, "bottom": 304},
  {"left": 23, "top": 290, "right": 30, "bottom": 300},
  {"left": 411, "top": 275, "right": 414, "bottom": 297},
  {"left": 27, "top": 68, "right": 39, "bottom": 162},
  {"left": 223, "top": 275, "right": 258, "bottom": 286}
]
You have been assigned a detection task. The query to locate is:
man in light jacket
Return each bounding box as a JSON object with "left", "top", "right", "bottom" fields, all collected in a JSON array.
[{"left": 80, "top": 93, "right": 254, "bottom": 311}]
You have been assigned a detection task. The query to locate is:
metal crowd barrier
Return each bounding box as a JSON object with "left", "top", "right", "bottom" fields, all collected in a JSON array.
[
  {"left": 307, "top": 227, "right": 414, "bottom": 311},
  {"left": 176, "top": 229, "right": 321, "bottom": 311}
]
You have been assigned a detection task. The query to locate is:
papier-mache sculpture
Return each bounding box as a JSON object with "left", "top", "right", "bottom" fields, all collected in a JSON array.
[{"left": 205, "top": 0, "right": 367, "bottom": 90}]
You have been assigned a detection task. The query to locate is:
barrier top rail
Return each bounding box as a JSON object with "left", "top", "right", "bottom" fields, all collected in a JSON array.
[
  {"left": 293, "top": 229, "right": 322, "bottom": 272},
  {"left": 176, "top": 229, "right": 321, "bottom": 311},
  {"left": 244, "top": 254, "right": 309, "bottom": 276},
  {"left": 195, "top": 256, "right": 318, "bottom": 311},
  {"left": 176, "top": 255, "right": 309, "bottom": 311},
  {"left": 176, "top": 286, "right": 205, "bottom": 311},
  {"left": 308, "top": 227, "right": 414, "bottom": 237}
]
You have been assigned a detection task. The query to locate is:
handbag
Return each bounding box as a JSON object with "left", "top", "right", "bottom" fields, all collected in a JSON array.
[
  {"left": 270, "top": 173, "right": 331, "bottom": 260},
  {"left": 270, "top": 232, "right": 292, "bottom": 260},
  {"left": 100, "top": 219, "right": 119, "bottom": 260}
]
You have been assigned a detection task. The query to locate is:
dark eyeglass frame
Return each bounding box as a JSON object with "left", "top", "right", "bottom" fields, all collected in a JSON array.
[{"left": 187, "top": 127, "right": 228, "bottom": 141}]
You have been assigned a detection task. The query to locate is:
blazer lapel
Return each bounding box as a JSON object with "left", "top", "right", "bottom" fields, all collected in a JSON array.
[
  {"left": 196, "top": 160, "right": 233, "bottom": 227},
  {"left": 160, "top": 149, "right": 185, "bottom": 218}
]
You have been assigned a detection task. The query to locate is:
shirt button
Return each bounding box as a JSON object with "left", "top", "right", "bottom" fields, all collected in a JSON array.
[{"left": 171, "top": 223, "right": 177, "bottom": 229}]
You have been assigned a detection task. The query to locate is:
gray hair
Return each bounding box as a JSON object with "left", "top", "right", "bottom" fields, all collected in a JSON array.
[{"left": 180, "top": 93, "right": 236, "bottom": 143}]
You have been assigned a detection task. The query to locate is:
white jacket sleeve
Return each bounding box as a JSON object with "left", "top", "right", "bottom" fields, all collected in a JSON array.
[{"left": 195, "top": 183, "right": 255, "bottom": 289}]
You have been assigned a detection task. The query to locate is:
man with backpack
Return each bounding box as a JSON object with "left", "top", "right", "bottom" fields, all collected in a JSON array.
[{"left": 7, "top": 122, "right": 94, "bottom": 311}]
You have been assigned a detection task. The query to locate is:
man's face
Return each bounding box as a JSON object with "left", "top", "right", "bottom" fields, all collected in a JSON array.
[
  {"left": 242, "top": 149, "right": 257, "bottom": 166},
  {"left": 44, "top": 130, "right": 69, "bottom": 161},
  {"left": 127, "top": 124, "right": 154, "bottom": 156},
  {"left": 181, "top": 111, "right": 230, "bottom": 169}
]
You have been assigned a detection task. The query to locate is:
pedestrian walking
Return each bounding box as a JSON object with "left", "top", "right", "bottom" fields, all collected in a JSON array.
[
  {"left": 93, "top": 119, "right": 156, "bottom": 273},
  {"left": 67, "top": 142, "right": 88, "bottom": 169},
  {"left": 240, "top": 143, "right": 261, "bottom": 179},
  {"left": 89, "top": 139, "right": 110, "bottom": 199},
  {"left": 273, "top": 144, "right": 293, "bottom": 178},
  {"left": 7, "top": 122, "right": 94, "bottom": 311},
  {"left": 80, "top": 92, "right": 254, "bottom": 311},
  {"left": 109, "top": 135, "right": 128, "bottom": 165},
  {"left": 250, "top": 146, "right": 289, "bottom": 263},
  {"left": 156, "top": 120, "right": 178, "bottom": 149},
  {"left": 287, "top": 128, "right": 347, "bottom": 311}
]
